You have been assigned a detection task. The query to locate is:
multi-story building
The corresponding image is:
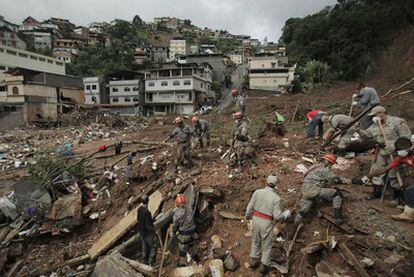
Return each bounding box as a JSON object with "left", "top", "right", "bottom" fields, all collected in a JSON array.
[
  {"left": 229, "top": 53, "right": 243, "bottom": 65},
  {"left": 0, "top": 16, "right": 26, "bottom": 50},
  {"left": 52, "top": 38, "right": 79, "bottom": 63},
  {"left": 151, "top": 46, "right": 169, "bottom": 63},
  {"left": 183, "top": 53, "right": 228, "bottom": 83},
  {"left": 144, "top": 63, "right": 213, "bottom": 115},
  {"left": 107, "top": 70, "right": 144, "bottom": 106},
  {"left": 248, "top": 53, "right": 295, "bottom": 92},
  {"left": 83, "top": 76, "right": 107, "bottom": 105},
  {"left": 134, "top": 47, "right": 151, "bottom": 65},
  {"left": 169, "top": 37, "right": 188, "bottom": 60}
]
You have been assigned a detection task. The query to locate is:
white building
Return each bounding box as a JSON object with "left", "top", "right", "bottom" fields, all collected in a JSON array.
[
  {"left": 229, "top": 53, "right": 243, "bottom": 65},
  {"left": 0, "top": 45, "right": 65, "bottom": 75},
  {"left": 169, "top": 38, "right": 188, "bottom": 60},
  {"left": 83, "top": 76, "right": 106, "bottom": 104},
  {"left": 248, "top": 54, "right": 295, "bottom": 92},
  {"left": 107, "top": 70, "right": 144, "bottom": 106},
  {"left": 144, "top": 63, "right": 213, "bottom": 115}
]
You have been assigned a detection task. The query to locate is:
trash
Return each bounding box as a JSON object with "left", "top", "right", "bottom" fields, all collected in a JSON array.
[
  {"left": 294, "top": 164, "right": 307, "bottom": 174},
  {"left": 375, "top": 231, "right": 384, "bottom": 238},
  {"left": 209, "top": 259, "right": 224, "bottom": 277},
  {"left": 211, "top": 235, "right": 223, "bottom": 249},
  {"left": 223, "top": 252, "right": 239, "bottom": 271},
  {"left": 301, "top": 156, "right": 315, "bottom": 164},
  {"left": 0, "top": 192, "right": 19, "bottom": 220},
  {"left": 50, "top": 188, "right": 83, "bottom": 230},
  {"left": 384, "top": 254, "right": 404, "bottom": 265},
  {"left": 282, "top": 138, "right": 289, "bottom": 148},
  {"left": 171, "top": 265, "right": 206, "bottom": 277},
  {"left": 56, "top": 144, "right": 74, "bottom": 157},
  {"left": 89, "top": 213, "right": 99, "bottom": 220},
  {"left": 91, "top": 254, "right": 137, "bottom": 277},
  {"left": 361, "top": 257, "right": 374, "bottom": 267}
]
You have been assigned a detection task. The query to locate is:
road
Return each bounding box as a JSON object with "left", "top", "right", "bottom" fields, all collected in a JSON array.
[{"left": 217, "top": 64, "right": 246, "bottom": 111}]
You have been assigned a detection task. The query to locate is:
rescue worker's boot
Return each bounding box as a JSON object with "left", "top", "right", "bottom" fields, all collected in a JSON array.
[
  {"left": 387, "top": 188, "right": 401, "bottom": 207},
  {"left": 249, "top": 258, "right": 260, "bottom": 270},
  {"left": 334, "top": 207, "right": 345, "bottom": 224},
  {"left": 259, "top": 263, "right": 270, "bottom": 276},
  {"left": 367, "top": 185, "right": 381, "bottom": 200}
]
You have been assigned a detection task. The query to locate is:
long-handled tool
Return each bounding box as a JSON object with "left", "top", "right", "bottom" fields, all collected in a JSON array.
[
  {"left": 377, "top": 120, "right": 404, "bottom": 202},
  {"left": 158, "top": 225, "right": 173, "bottom": 277},
  {"left": 348, "top": 98, "right": 354, "bottom": 117}
]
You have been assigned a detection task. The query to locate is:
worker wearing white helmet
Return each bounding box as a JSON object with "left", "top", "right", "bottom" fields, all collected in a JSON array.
[{"left": 245, "top": 174, "right": 291, "bottom": 276}]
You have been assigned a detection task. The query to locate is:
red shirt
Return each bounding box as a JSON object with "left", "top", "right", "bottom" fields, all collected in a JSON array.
[
  {"left": 306, "top": 110, "right": 323, "bottom": 121},
  {"left": 388, "top": 155, "right": 414, "bottom": 170}
]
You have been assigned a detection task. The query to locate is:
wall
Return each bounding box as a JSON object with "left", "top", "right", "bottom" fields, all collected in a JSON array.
[
  {"left": 0, "top": 105, "right": 25, "bottom": 130},
  {"left": 249, "top": 72, "right": 290, "bottom": 91},
  {"left": 109, "top": 79, "right": 141, "bottom": 104},
  {"left": 248, "top": 56, "right": 289, "bottom": 69},
  {"left": 0, "top": 45, "right": 65, "bottom": 75},
  {"left": 145, "top": 77, "right": 195, "bottom": 91},
  {"left": 60, "top": 87, "right": 84, "bottom": 104}
]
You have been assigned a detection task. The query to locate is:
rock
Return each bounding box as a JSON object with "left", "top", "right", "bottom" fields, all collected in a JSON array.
[
  {"left": 386, "top": 235, "right": 396, "bottom": 243},
  {"left": 190, "top": 168, "right": 202, "bottom": 176},
  {"left": 211, "top": 235, "right": 222, "bottom": 249},
  {"left": 91, "top": 254, "right": 143, "bottom": 277},
  {"left": 175, "top": 178, "right": 182, "bottom": 186},
  {"left": 200, "top": 187, "right": 222, "bottom": 199},
  {"left": 384, "top": 254, "right": 404, "bottom": 265},
  {"left": 171, "top": 265, "right": 206, "bottom": 277}
]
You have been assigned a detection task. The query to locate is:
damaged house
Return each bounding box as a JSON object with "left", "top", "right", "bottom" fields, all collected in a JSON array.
[{"left": 1, "top": 68, "right": 83, "bottom": 126}]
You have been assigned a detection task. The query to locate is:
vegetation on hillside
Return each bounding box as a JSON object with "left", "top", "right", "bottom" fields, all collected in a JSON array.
[
  {"left": 67, "top": 19, "right": 150, "bottom": 77},
  {"left": 281, "top": 0, "right": 414, "bottom": 81}
]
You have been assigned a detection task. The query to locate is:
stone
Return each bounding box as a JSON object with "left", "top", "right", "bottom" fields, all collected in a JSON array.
[
  {"left": 91, "top": 254, "right": 143, "bottom": 277},
  {"left": 200, "top": 187, "right": 222, "bottom": 199}
]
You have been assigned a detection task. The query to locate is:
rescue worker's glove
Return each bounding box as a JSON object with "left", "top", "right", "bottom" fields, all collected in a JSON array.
[
  {"left": 245, "top": 213, "right": 253, "bottom": 220},
  {"left": 351, "top": 178, "right": 365, "bottom": 185},
  {"left": 352, "top": 101, "right": 358, "bottom": 106},
  {"left": 352, "top": 93, "right": 358, "bottom": 99},
  {"left": 280, "top": 210, "right": 291, "bottom": 221}
]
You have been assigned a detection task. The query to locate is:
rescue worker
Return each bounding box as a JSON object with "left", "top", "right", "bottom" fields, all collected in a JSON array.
[
  {"left": 360, "top": 106, "right": 411, "bottom": 201},
  {"left": 306, "top": 109, "right": 327, "bottom": 138},
  {"left": 233, "top": 112, "right": 250, "bottom": 172},
  {"left": 137, "top": 195, "right": 159, "bottom": 266},
  {"left": 164, "top": 117, "right": 193, "bottom": 169},
  {"left": 352, "top": 83, "right": 380, "bottom": 129},
  {"left": 368, "top": 137, "right": 414, "bottom": 210},
  {"left": 322, "top": 114, "right": 358, "bottom": 155},
  {"left": 294, "top": 154, "right": 364, "bottom": 226},
  {"left": 245, "top": 174, "right": 291, "bottom": 276},
  {"left": 191, "top": 116, "right": 211, "bottom": 148},
  {"left": 172, "top": 194, "right": 199, "bottom": 266},
  {"left": 231, "top": 88, "right": 245, "bottom": 113}
]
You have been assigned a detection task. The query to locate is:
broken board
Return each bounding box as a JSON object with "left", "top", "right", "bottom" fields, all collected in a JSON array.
[
  {"left": 88, "top": 190, "right": 163, "bottom": 260},
  {"left": 219, "top": 211, "right": 244, "bottom": 220}
]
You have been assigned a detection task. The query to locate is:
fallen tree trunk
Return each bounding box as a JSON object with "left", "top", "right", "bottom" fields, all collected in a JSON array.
[{"left": 383, "top": 76, "right": 414, "bottom": 97}]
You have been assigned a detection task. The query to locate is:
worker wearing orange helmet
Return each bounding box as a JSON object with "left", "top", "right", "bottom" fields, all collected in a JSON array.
[
  {"left": 294, "top": 154, "right": 365, "bottom": 226},
  {"left": 231, "top": 88, "right": 245, "bottom": 113},
  {"left": 172, "top": 194, "right": 199, "bottom": 266},
  {"left": 192, "top": 116, "right": 211, "bottom": 148},
  {"left": 232, "top": 112, "right": 250, "bottom": 172},
  {"left": 164, "top": 117, "right": 193, "bottom": 169}
]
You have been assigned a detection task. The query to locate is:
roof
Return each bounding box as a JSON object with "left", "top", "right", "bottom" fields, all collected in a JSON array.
[
  {"left": 106, "top": 70, "right": 144, "bottom": 80},
  {"left": 7, "top": 68, "right": 82, "bottom": 88}
]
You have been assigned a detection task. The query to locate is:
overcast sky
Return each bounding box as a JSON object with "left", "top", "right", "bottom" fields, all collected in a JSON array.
[{"left": 2, "top": 0, "right": 336, "bottom": 41}]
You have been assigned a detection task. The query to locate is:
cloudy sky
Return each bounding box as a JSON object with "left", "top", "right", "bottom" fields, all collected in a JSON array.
[{"left": 2, "top": 0, "right": 336, "bottom": 41}]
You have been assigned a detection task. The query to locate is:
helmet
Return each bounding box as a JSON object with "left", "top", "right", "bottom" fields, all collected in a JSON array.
[
  {"left": 231, "top": 88, "right": 239, "bottom": 96},
  {"left": 174, "top": 117, "right": 183, "bottom": 124},
  {"left": 140, "top": 195, "right": 149, "bottom": 204},
  {"left": 322, "top": 154, "right": 337, "bottom": 164},
  {"left": 175, "top": 194, "right": 185, "bottom": 206},
  {"left": 266, "top": 174, "right": 278, "bottom": 187},
  {"left": 233, "top": 112, "right": 243, "bottom": 120},
  {"left": 368, "top": 105, "right": 386, "bottom": 116},
  {"left": 192, "top": 116, "right": 198, "bottom": 123}
]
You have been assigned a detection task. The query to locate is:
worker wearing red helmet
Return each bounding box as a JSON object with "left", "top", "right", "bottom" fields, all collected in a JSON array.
[
  {"left": 164, "top": 117, "right": 193, "bottom": 169},
  {"left": 294, "top": 154, "right": 364, "bottom": 225},
  {"left": 172, "top": 194, "right": 199, "bottom": 266},
  {"left": 192, "top": 116, "right": 211, "bottom": 148},
  {"left": 232, "top": 112, "right": 250, "bottom": 172},
  {"left": 231, "top": 88, "right": 245, "bottom": 113}
]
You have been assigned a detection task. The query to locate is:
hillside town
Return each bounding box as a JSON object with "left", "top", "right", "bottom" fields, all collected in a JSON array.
[{"left": 1, "top": 1, "right": 414, "bottom": 276}]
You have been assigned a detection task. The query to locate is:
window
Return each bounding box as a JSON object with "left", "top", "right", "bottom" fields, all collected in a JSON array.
[
  {"left": 148, "top": 82, "right": 155, "bottom": 87},
  {"left": 112, "top": 87, "right": 118, "bottom": 92},
  {"left": 112, "top": 97, "right": 119, "bottom": 103},
  {"left": 183, "top": 80, "right": 191, "bottom": 86},
  {"left": 30, "top": 55, "right": 37, "bottom": 60},
  {"left": 173, "top": 81, "right": 180, "bottom": 86},
  {"left": 86, "top": 85, "right": 91, "bottom": 90},
  {"left": 133, "top": 97, "right": 139, "bottom": 102},
  {"left": 18, "top": 53, "right": 28, "bottom": 58},
  {"left": 161, "top": 81, "right": 168, "bottom": 86},
  {"left": 124, "top": 87, "right": 131, "bottom": 92},
  {"left": 39, "top": 58, "right": 45, "bottom": 62},
  {"left": 92, "top": 85, "right": 97, "bottom": 90},
  {"left": 146, "top": 93, "right": 153, "bottom": 102},
  {"left": 200, "top": 83, "right": 204, "bottom": 88},
  {"left": 12, "top": 86, "right": 19, "bottom": 95},
  {"left": 6, "top": 50, "right": 17, "bottom": 56},
  {"left": 125, "top": 97, "right": 131, "bottom": 102},
  {"left": 132, "top": 87, "right": 139, "bottom": 91}
]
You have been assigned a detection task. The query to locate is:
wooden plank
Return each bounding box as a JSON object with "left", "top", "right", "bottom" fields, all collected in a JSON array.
[
  {"left": 88, "top": 190, "right": 163, "bottom": 259},
  {"left": 65, "top": 254, "right": 90, "bottom": 266},
  {"left": 0, "top": 226, "right": 10, "bottom": 244},
  {"left": 219, "top": 211, "right": 244, "bottom": 220},
  {"left": 338, "top": 243, "right": 370, "bottom": 277},
  {"left": 321, "top": 213, "right": 353, "bottom": 234}
]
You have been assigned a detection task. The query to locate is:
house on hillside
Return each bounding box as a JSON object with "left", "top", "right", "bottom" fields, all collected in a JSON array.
[
  {"left": 0, "top": 16, "right": 27, "bottom": 50},
  {"left": 83, "top": 76, "right": 107, "bottom": 105},
  {"left": 144, "top": 63, "right": 213, "bottom": 115},
  {"left": 248, "top": 53, "right": 295, "bottom": 92},
  {"left": 169, "top": 37, "right": 188, "bottom": 60},
  {"left": 52, "top": 38, "right": 79, "bottom": 63},
  {"left": 151, "top": 46, "right": 169, "bottom": 63}
]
